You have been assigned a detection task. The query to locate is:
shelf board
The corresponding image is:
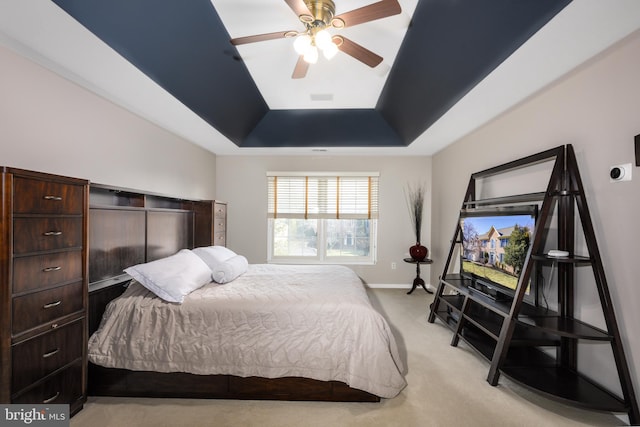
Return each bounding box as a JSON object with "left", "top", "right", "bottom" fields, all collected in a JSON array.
[
  {"left": 431, "top": 305, "right": 459, "bottom": 332},
  {"left": 511, "top": 324, "right": 561, "bottom": 347},
  {"left": 459, "top": 324, "right": 496, "bottom": 362},
  {"left": 453, "top": 323, "right": 560, "bottom": 369},
  {"left": 501, "top": 365, "right": 628, "bottom": 413},
  {"left": 549, "top": 190, "right": 581, "bottom": 197},
  {"left": 441, "top": 275, "right": 511, "bottom": 316},
  {"left": 532, "top": 254, "right": 592, "bottom": 264},
  {"left": 462, "top": 192, "right": 546, "bottom": 207},
  {"left": 440, "top": 294, "right": 464, "bottom": 312},
  {"left": 90, "top": 204, "right": 145, "bottom": 211},
  {"left": 463, "top": 303, "right": 506, "bottom": 340},
  {"left": 501, "top": 348, "right": 628, "bottom": 412},
  {"left": 441, "top": 275, "right": 549, "bottom": 318},
  {"left": 441, "top": 275, "right": 559, "bottom": 319},
  {"left": 517, "top": 316, "right": 612, "bottom": 341}
]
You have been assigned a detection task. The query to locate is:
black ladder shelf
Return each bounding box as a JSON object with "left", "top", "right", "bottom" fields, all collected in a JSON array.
[{"left": 427, "top": 145, "right": 639, "bottom": 424}]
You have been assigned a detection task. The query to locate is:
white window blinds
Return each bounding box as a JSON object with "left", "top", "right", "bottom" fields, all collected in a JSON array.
[{"left": 267, "top": 172, "right": 379, "bottom": 220}]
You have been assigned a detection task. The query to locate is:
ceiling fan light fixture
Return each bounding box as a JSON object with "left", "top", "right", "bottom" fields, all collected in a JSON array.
[
  {"left": 231, "top": 0, "right": 402, "bottom": 78},
  {"left": 303, "top": 45, "right": 319, "bottom": 64},
  {"left": 314, "top": 29, "right": 332, "bottom": 50},
  {"left": 322, "top": 42, "right": 338, "bottom": 60},
  {"left": 294, "top": 34, "right": 312, "bottom": 55}
]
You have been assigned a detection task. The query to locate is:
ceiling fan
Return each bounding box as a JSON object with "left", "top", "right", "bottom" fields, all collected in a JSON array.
[{"left": 230, "top": 0, "right": 402, "bottom": 79}]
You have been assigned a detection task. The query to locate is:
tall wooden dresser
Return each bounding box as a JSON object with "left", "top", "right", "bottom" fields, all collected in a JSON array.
[
  {"left": 0, "top": 168, "right": 88, "bottom": 415},
  {"left": 193, "top": 200, "right": 227, "bottom": 248}
]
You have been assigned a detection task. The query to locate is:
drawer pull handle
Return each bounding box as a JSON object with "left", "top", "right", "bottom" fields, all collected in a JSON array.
[
  {"left": 43, "top": 300, "right": 62, "bottom": 309},
  {"left": 43, "top": 348, "right": 60, "bottom": 358},
  {"left": 43, "top": 195, "right": 63, "bottom": 201},
  {"left": 43, "top": 231, "right": 62, "bottom": 236},
  {"left": 43, "top": 266, "right": 62, "bottom": 272},
  {"left": 43, "top": 392, "right": 60, "bottom": 404}
]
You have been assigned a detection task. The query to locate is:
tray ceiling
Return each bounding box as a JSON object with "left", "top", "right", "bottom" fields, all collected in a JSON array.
[
  {"left": 2, "top": 1, "right": 640, "bottom": 155},
  {"left": 49, "top": 0, "right": 569, "bottom": 148}
]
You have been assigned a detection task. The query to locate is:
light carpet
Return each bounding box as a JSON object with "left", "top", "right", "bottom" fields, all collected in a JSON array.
[{"left": 71, "top": 288, "right": 626, "bottom": 427}]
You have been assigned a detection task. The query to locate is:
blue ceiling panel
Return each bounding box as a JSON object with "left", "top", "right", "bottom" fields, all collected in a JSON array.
[
  {"left": 377, "top": 0, "right": 572, "bottom": 143},
  {"left": 52, "top": 0, "right": 269, "bottom": 145},
  {"left": 243, "top": 109, "right": 404, "bottom": 147}
]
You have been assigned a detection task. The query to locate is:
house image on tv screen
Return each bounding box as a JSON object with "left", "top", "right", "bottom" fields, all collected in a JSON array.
[{"left": 460, "top": 214, "right": 535, "bottom": 291}]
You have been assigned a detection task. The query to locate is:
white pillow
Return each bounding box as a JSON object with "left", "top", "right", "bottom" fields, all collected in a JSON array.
[
  {"left": 192, "top": 246, "right": 237, "bottom": 270},
  {"left": 124, "top": 249, "right": 212, "bottom": 303},
  {"left": 212, "top": 255, "right": 249, "bottom": 284}
]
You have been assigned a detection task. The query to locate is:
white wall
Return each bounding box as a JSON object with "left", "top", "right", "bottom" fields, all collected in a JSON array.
[
  {"left": 431, "top": 30, "right": 640, "bottom": 410},
  {"left": 215, "top": 155, "right": 432, "bottom": 286},
  {"left": 0, "top": 44, "right": 217, "bottom": 200}
]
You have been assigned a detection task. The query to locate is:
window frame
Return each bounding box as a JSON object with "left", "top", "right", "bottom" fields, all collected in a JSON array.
[
  {"left": 266, "top": 171, "right": 379, "bottom": 265},
  {"left": 267, "top": 217, "right": 377, "bottom": 265}
]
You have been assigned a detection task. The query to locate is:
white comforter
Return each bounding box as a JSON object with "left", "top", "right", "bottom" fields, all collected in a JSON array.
[{"left": 88, "top": 264, "right": 407, "bottom": 398}]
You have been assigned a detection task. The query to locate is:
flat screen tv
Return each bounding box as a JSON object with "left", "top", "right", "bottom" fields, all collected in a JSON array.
[{"left": 459, "top": 205, "right": 538, "bottom": 304}]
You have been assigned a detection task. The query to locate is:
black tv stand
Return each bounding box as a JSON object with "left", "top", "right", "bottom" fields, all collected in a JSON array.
[{"left": 428, "top": 145, "right": 639, "bottom": 424}]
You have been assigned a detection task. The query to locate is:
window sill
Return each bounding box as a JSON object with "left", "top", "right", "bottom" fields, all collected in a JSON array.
[{"left": 268, "top": 259, "right": 376, "bottom": 266}]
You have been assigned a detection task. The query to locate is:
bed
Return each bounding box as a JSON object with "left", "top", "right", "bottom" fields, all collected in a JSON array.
[
  {"left": 87, "top": 187, "right": 406, "bottom": 402},
  {"left": 88, "top": 263, "right": 406, "bottom": 401}
]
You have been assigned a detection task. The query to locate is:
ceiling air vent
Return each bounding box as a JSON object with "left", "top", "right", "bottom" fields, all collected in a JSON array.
[{"left": 310, "top": 93, "right": 334, "bottom": 101}]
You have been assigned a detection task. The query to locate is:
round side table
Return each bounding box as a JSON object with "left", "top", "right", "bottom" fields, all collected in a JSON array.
[{"left": 403, "top": 258, "right": 433, "bottom": 295}]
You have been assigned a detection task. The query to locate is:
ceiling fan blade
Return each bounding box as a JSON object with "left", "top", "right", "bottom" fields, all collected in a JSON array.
[
  {"left": 284, "top": 0, "right": 314, "bottom": 21},
  {"left": 292, "top": 56, "right": 309, "bottom": 79},
  {"left": 333, "top": 36, "right": 382, "bottom": 68},
  {"left": 230, "top": 30, "right": 296, "bottom": 46},
  {"left": 332, "top": 0, "right": 401, "bottom": 28}
]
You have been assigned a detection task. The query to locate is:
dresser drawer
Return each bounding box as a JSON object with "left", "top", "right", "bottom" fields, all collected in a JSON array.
[
  {"left": 13, "top": 251, "right": 83, "bottom": 294},
  {"left": 12, "top": 361, "right": 83, "bottom": 405},
  {"left": 214, "top": 203, "right": 226, "bottom": 219},
  {"left": 213, "top": 232, "right": 226, "bottom": 247},
  {"left": 13, "top": 177, "right": 84, "bottom": 215},
  {"left": 12, "top": 281, "right": 84, "bottom": 334},
  {"left": 13, "top": 217, "right": 83, "bottom": 254},
  {"left": 12, "top": 320, "right": 83, "bottom": 392},
  {"left": 214, "top": 217, "right": 226, "bottom": 232}
]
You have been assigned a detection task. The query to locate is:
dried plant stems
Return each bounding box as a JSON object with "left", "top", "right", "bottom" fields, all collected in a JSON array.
[{"left": 404, "top": 182, "right": 426, "bottom": 243}]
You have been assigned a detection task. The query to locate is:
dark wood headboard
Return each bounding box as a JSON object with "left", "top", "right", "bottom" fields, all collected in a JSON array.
[{"left": 87, "top": 184, "right": 213, "bottom": 334}]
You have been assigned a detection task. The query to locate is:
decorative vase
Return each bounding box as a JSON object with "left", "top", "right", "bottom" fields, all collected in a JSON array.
[{"left": 410, "top": 243, "right": 428, "bottom": 261}]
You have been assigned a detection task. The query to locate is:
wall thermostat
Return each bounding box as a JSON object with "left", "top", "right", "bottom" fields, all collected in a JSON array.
[{"left": 610, "top": 163, "right": 632, "bottom": 182}]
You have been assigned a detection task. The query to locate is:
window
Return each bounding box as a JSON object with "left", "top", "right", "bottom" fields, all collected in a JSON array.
[{"left": 267, "top": 172, "right": 378, "bottom": 264}]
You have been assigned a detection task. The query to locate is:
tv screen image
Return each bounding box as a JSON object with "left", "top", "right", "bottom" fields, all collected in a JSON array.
[{"left": 459, "top": 206, "right": 537, "bottom": 301}]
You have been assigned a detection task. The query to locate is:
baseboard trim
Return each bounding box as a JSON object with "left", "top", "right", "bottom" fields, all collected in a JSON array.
[{"left": 365, "top": 283, "right": 433, "bottom": 290}]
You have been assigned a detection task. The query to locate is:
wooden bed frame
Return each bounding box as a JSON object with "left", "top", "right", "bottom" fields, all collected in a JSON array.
[{"left": 86, "top": 184, "right": 380, "bottom": 402}]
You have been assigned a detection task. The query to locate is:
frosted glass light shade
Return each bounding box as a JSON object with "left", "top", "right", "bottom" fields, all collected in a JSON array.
[
  {"left": 303, "top": 45, "right": 319, "bottom": 63},
  {"left": 323, "top": 42, "right": 338, "bottom": 60},
  {"left": 293, "top": 35, "right": 312, "bottom": 55},
  {"left": 315, "top": 29, "right": 332, "bottom": 50}
]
